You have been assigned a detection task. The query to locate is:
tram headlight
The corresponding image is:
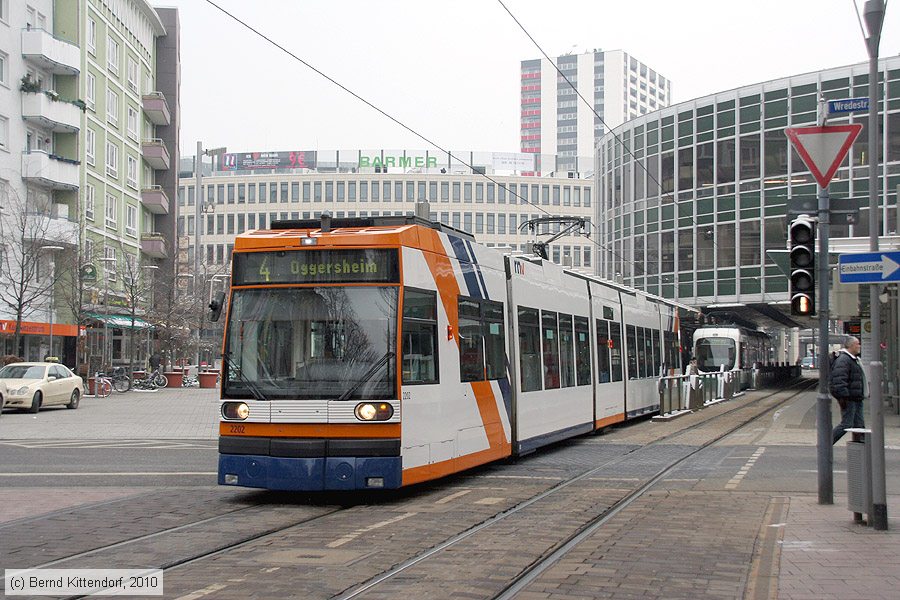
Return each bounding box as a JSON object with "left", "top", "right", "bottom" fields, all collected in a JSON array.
[
  {"left": 355, "top": 402, "right": 394, "bottom": 421},
  {"left": 222, "top": 402, "right": 250, "bottom": 420}
]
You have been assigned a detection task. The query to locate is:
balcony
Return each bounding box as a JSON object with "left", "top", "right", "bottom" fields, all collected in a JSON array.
[
  {"left": 142, "top": 92, "right": 171, "bottom": 126},
  {"left": 21, "top": 28, "right": 80, "bottom": 75},
  {"left": 140, "top": 185, "right": 170, "bottom": 215},
  {"left": 22, "top": 150, "right": 79, "bottom": 190},
  {"left": 25, "top": 210, "right": 79, "bottom": 247},
  {"left": 141, "top": 139, "right": 170, "bottom": 170},
  {"left": 22, "top": 92, "right": 81, "bottom": 133},
  {"left": 141, "top": 233, "right": 168, "bottom": 259}
]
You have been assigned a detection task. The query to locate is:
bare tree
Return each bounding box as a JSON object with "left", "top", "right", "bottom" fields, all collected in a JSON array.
[
  {"left": 54, "top": 233, "right": 101, "bottom": 375},
  {"left": 118, "top": 246, "right": 158, "bottom": 373},
  {"left": 0, "top": 181, "right": 62, "bottom": 355}
]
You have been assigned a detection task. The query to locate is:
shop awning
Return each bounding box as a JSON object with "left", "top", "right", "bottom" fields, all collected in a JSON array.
[{"left": 85, "top": 313, "right": 154, "bottom": 330}]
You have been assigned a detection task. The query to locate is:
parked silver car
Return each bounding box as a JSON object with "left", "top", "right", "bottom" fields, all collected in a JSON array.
[{"left": 0, "top": 362, "right": 83, "bottom": 413}]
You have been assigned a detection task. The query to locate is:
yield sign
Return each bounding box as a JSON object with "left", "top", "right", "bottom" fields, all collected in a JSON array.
[{"left": 784, "top": 124, "right": 862, "bottom": 188}]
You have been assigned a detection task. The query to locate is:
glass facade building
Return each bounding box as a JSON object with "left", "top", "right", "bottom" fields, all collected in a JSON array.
[{"left": 597, "top": 57, "right": 900, "bottom": 308}]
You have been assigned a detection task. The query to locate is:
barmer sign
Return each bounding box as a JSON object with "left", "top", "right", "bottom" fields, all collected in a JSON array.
[{"left": 358, "top": 155, "right": 438, "bottom": 169}]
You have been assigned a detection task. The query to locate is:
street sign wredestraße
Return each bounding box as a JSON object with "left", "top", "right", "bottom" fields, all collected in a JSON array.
[{"left": 827, "top": 97, "right": 869, "bottom": 115}]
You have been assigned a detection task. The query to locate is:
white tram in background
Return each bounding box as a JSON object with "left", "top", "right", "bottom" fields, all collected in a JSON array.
[
  {"left": 692, "top": 326, "right": 772, "bottom": 390},
  {"left": 217, "top": 216, "right": 699, "bottom": 491}
]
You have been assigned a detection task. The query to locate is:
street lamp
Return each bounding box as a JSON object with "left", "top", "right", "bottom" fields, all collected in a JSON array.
[{"left": 40, "top": 245, "right": 64, "bottom": 360}]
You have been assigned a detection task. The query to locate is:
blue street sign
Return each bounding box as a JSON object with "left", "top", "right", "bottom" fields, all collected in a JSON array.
[
  {"left": 828, "top": 97, "right": 869, "bottom": 114},
  {"left": 838, "top": 251, "right": 900, "bottom": 283}
]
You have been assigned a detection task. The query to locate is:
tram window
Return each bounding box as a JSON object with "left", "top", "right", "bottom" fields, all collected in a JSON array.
[
  {"left": 651, "top": 329, "right": 660, "bottom": 375},
  {"left": 637, "top": 327, "right": 648, "bottom": 378},
  {"left": 603, "top": 306, "right": 614, "bottom": 320},
  {"left": 542, "top": 311, "right": 560, "bottom": 389},
  {"left": 459, "top": 297, "right": 484, "bottom": 382},
  {"left": 559, "top": 314, "right": 575, "bottom": 388},
  {"left": 402, "top": 288, "right": 438, "bottom": 385},
  {"left": 663, "top": 331, "right": 677, "bottom": 371},
  {"left": 574, "top": 316, "right": 591, "bottom": 385},
  {"left": 609, "top": 322, "right": 623, "bottom": 381},
  {"left": 518, "top": 307, "right": 542, "bottom": 392},
  {"left": 626, "top": 325, "right": 638, "bottom": 380},
  {"left": 483, "top": 300, "right": 506, "bottom": 380},
  {"left": 596, "top": 319, "right": 611, "bottom": 383}
]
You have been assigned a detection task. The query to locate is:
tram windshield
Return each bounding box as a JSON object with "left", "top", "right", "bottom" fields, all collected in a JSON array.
[
  {"left": 694, "top": 337, "right": 736, "bottom": 372},
  {"left": 224, "top": 286, "right": 398, "bottom": 400}
]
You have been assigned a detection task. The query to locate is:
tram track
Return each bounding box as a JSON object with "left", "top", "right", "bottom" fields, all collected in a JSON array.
[
  {"left": 331, "top": 379, "right": 816, "bottom": 600},
  {"left": 8, "top": 380, "right": 814, "bottom": 600}
]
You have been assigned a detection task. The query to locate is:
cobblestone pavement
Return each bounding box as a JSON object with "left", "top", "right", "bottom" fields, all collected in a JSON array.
[{"left": 0, "top": 384, "right": 898, "bottom": 599}]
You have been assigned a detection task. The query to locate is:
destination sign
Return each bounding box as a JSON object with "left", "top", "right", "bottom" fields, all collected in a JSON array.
[{"left": 232, "top": 249, "right": 399, "bottom": 285}]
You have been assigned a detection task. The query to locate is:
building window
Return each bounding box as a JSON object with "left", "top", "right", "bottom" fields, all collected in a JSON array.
[
  {"left": 85, "top": 184, "right": 95, "bottom": 221},
  {"left": 87, "top": 18, "right": 96, "bottom": 55},
  {"left": 85, "top": 128, "right": 95, "bottom": 165},
  {"left": 106, "top": 88, "right": 118, "bottom": 126},
  {"left": 0, "top": 51, "right": 7, "bottom": 87},
  {"left": 105, "top": 142, "right": 118, "bottom": 178},
  {"left": 85, "top": 72, "right": 95, "bottom": 109},
  {"left": 126, "top": 155, "right": 138, "bottom": 188},
  {"left": 105, "top": 194, "right": 118, "bottom": 229},
  {"left": 107, "top": 36, "right": 120, "bottom": 75},
  {"left": 127, "top": 107, "right": 138, "bottom": 140},
  {"left": 127, "top": 57, "right": 139, "bottom": 93},
  {"left": 125, "top": 204, "right": 137, "bottom": 237},
  {"left": 104, "top": 246, "right": 117, "bottom": 281}
]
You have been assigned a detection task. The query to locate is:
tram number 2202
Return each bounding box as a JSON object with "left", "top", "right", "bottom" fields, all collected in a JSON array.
[{"left": 229, "top": 424, "right": 246, "bottom": 434}]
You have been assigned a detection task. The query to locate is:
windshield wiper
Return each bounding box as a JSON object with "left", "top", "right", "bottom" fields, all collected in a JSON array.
[
  {"left": 338, "top": 351, "right": 395, "bottom": 401},
  {"left": 222, "top": 352, "right": 268, "bottom": 402}
]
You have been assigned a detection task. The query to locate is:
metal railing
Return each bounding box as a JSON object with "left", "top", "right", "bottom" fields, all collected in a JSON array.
[{"left": 657, "top": 364, "right": 800, "bottom": 417}]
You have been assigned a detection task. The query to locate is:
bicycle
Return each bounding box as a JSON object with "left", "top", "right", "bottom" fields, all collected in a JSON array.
[
  {"left": 110, "top": 366, "right": 131, "bottom": 393},
  {"left": 92, "top": 372, "right": 112, "bottom": 398},
  {"left": 147, "top": 366, "right": 168, "bottom": 388}
]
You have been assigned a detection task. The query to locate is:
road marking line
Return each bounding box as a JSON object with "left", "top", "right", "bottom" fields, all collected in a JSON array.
[
  {"left": 474, "top": 497, "right": 505, "bottom": 505},
  {"left": 174, "top": 583, "right": 228, "bottom": 600},
  {"left": 0, "top": 472, "right": 217, "bottom": 477},
  {"left": 435, "top": 489, "right": 472, "bottom": 504},
  {"left": 725, "top": 447, "right": 765, "bottom": 490},
  {"left": 327, "top": 512, "right": 417, "bottom": 548}
]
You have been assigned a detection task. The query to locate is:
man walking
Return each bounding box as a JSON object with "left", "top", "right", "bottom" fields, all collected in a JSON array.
[{"left": 830, "top": 336, "right": 867, "bottom": 444}]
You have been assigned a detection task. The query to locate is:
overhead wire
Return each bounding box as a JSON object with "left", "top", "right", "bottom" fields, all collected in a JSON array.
[
  {"left": 496, "top": 0, "right": 797, "bottom": 306},
  {"left": 203, "top": 0, "right": 620, "bottom": 263}
]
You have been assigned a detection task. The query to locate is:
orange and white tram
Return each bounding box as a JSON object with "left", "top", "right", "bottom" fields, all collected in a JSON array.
[{"left": 217, "top": 216, "right": 698, "bottom": 491}]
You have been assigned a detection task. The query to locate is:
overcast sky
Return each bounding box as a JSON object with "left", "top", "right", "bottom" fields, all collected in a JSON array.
[{"left": 161, "top": 0, "right": 899, "bottom": 156}]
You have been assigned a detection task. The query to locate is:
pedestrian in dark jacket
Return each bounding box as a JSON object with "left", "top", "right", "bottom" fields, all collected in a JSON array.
[{"left": 830, "top": 336, "right": 866, "bottom": 444}]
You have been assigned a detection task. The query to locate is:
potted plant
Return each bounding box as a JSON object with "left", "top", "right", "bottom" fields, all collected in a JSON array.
[{"left": 19, "top": 75, "right": 41, "bottom": 93}]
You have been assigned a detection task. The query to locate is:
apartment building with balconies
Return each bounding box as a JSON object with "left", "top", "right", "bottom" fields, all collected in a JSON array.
[{"left": 0, "top": 0, "right": 179, "bottom": 369}]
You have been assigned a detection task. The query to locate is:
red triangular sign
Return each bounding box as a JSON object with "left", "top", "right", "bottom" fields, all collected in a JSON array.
[{"left": 784, "top": 124, "right": 862, "bottom": 188}]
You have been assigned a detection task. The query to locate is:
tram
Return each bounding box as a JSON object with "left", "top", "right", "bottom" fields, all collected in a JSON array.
[
  {"left": 692, "top": 326, "right": 771, "bottom": 390},
  {"left": 216, "top": 216, "right": 699, "bottom": 491}
]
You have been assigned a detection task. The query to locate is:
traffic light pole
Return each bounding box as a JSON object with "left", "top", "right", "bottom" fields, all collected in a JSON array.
[{"left": 816, "top": 185, "right": 834, "bottom": 505}]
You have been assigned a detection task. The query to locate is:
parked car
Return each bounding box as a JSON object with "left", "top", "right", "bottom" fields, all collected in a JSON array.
[
  {"left": 800, "top": 356, "right": 816, "bottom": 370},
  {"left": 0, "top": 362, "right": 83, "bottom": 413},
  {"left": 0, "top": 379, "right": 7, "bottom": 417}
]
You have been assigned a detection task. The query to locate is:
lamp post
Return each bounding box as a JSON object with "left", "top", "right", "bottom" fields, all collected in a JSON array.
[
  {"left": 40, "top": 245, "right": 64, "bottom": 360},
  {"left": 98, "top": 256, "right": 117, "bottom": 370},
  {"left": 194, "top": 143, "right": 226, "bottom": 371},
  {"left": 863, "top": 0, "right": 887, "bottom": 531}
]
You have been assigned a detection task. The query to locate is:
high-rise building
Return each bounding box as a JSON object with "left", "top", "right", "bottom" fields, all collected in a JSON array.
[
  {"left": 0, "top": 0, "right": 179, "bottom": 370},
  {"left": 520, "top": 49, "right": 671, "bottom": 174}
]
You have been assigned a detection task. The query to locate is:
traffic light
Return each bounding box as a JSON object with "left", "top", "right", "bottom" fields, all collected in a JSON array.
[{"left": 789, "top": 215, "right": 816, "bottom": 316}]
